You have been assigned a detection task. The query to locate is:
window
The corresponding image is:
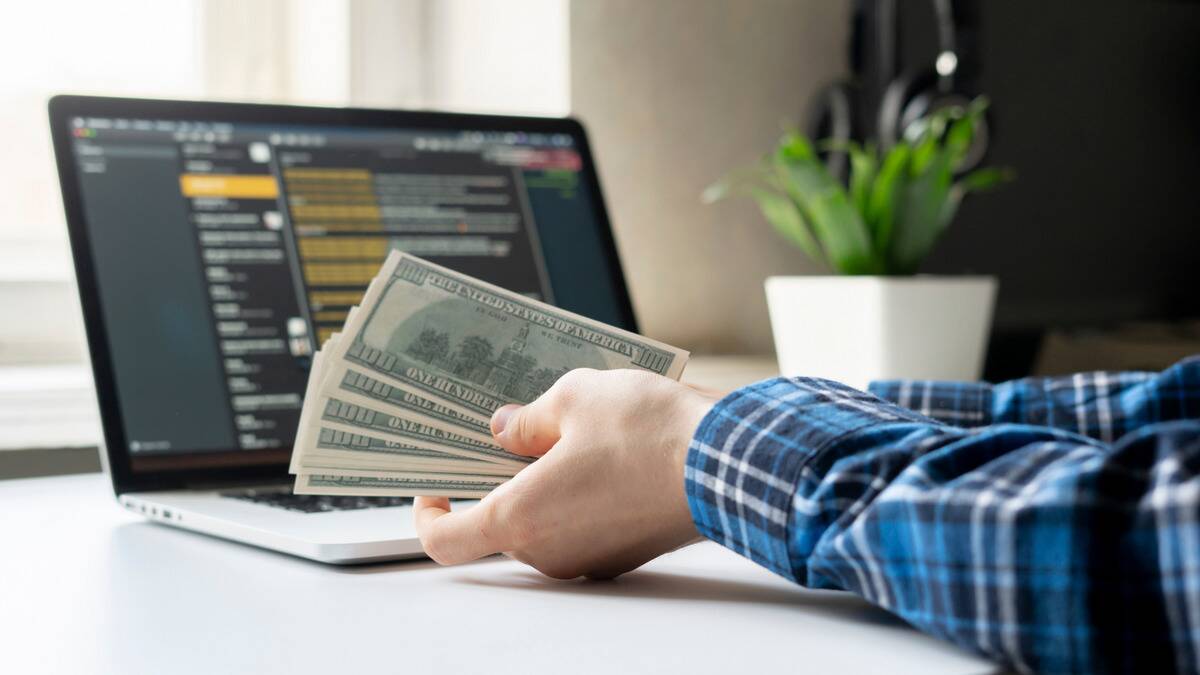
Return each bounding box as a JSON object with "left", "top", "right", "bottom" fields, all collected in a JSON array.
[
  {"left": 1, "top": 1, "right": 202, "bottom": 271},
  {"left": 0, "top": 0, "right": 568, "bottom": 471},
  {"left": 0, "top": 1, "right": 203, "bottom": 363},
  {"left": 0, "top": 0, "right": 568, "bottom": 366}
]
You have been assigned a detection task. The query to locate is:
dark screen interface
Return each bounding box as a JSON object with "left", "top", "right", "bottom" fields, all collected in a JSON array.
[{"left": 69, "top": 116, "right": 612, "bottom": 461}]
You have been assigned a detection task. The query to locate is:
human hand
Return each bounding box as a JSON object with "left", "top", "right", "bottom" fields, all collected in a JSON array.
[{"left": 413, "top": 368, "right": 720, "bottom": 579}]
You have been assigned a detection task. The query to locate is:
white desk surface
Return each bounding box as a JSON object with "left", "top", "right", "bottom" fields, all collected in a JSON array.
[{"left": 1, "top": 473, "right": 999, "bottom": 675}]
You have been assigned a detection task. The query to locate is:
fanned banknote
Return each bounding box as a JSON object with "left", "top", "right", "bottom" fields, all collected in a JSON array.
[{"left": 290, "top": 251, "right": 689, "bottom": 497}]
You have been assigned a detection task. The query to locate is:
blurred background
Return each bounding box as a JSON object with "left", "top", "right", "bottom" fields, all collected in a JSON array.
[{"left": 2, "top": 0, "right": 1199, "bottom": 475}]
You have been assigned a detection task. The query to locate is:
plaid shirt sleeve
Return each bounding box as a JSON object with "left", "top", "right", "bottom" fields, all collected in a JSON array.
[
  {"left": 685, "top": 356, "right": 1200, "bottom": 674},
  {"left": 868, "top": 363, "right": 1191, "bottom": 442}
]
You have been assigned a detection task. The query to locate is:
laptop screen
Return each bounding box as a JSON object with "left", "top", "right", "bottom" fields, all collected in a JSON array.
[{"left": 61, "top": 108, "right": 628, "bottom": 473}]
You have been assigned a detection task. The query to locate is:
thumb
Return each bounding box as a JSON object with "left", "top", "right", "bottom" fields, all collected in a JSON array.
[{"left": 491, "top": 400, "right": 561, "bottom": 458}]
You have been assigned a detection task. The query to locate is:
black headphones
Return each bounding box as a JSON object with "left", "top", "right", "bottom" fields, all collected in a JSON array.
[{"left": 808, "top": 0, "right": 988, "bottom": 179}]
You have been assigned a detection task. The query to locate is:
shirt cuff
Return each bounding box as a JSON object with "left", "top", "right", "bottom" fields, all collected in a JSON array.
[{"left": 684, "top": 377, "right": 910, "bottom": 582}]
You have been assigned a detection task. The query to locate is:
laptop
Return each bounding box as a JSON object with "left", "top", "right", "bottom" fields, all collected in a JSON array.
[{"left": 48, "top": 95, "right": 636, "bottom": 564}]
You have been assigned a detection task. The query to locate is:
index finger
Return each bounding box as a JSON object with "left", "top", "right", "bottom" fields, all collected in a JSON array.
[{"left": 413, "top": 496, "right": 504, "bottom": 565}]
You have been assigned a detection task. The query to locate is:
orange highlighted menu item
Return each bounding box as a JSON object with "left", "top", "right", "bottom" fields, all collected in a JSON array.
[{"left": 180, "top": 174, "right": 279, "bottom": 199}]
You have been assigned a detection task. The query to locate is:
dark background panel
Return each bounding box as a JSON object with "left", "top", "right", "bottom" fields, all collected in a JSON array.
[{"left": 893, "top": 0, "right": 1200, "bottom": 378}]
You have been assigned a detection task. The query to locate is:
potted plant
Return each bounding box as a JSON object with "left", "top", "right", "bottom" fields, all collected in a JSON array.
[{"left": 705, "top": 99, "right": 1012, "bottom": 389}]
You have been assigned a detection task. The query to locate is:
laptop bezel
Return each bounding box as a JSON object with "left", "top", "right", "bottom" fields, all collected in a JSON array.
[{"left": 48, "top": 94, "right": 637, "bottom": 496}]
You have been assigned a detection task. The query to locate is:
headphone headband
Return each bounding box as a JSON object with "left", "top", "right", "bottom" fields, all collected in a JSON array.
[
  {"left": 807, "top": 0, "right": 987, "bottom": 174},
  {"left": 932, "top": 0, "right": 959, "bottom": 90}
]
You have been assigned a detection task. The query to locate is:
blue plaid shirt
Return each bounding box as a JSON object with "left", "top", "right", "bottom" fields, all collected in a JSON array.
[{"left": 685, "top": 356, "right": 1200, "bottom": 674}]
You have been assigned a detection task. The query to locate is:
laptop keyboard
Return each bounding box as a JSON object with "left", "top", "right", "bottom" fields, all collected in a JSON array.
[{"left": 221, "top": 488, "right": 413, "bottom": 513}]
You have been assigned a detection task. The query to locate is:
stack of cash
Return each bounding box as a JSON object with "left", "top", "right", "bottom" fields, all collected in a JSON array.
[{"left": 289, "top": 252, "right": 689, "bottom": 497}]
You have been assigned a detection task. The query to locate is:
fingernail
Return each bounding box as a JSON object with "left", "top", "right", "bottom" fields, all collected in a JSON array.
[{"left": 491, "top": 405, "right": 518, "bottom": 437}]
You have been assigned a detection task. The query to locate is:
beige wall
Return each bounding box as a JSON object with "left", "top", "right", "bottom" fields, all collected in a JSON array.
[{"left": 570, "top": 0, "right": 851, "bottom": 354}]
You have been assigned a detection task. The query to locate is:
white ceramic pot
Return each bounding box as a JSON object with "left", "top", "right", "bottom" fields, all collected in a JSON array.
[{"left": 764, "top": 275, "right": 998, "bottom": 390}]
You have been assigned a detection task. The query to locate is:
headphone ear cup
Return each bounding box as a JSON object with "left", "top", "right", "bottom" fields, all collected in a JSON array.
[
  {"left": 878, "top": 70, "right": 990, "bottom": 173},
  {"left": 877, "top": 68, "right": 937, "bottom": 150},
  {"left": 805, "top": 81, "right": 860, "bottom": 183},
  {"left": 906, "top": 91, "right": 991, "bottom": 174}
]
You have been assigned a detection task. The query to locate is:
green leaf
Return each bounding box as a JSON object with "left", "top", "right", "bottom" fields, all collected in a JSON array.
[
  {"left": 943, "top": 111, "right": 975, "bottom": 168},
  {"left": 748, "top": 186, "right": 825, "bottom": 264},
  {"left": 814, "top": 137, "right": 877, "bottom": 221},
  {"left": 939, "top": 184, "right": 966, "bottom": 235},
  {"left": 778, "top": 131, "right": 817, "bottom": 162},
  {"left": 957, "top": 166, "right": 1015, "bottom": 193},
  {"left": 848, "top": 142, "right": 877, "bottom": 224},
  {"left": 909, "top": 131, "right": 940, "bottom": 176},
  {"left": 702, "top": 161, "right": 772, "bottom": 204},
  {"left": 890, "top": 148, "right": 954, "bottom": 274},
  {"left": 773, "top": 148, "right": 877, "bottom": 274},
  {"left": 865, "top": 144, "right": 911, "bottom": 262},
  {"left": 966, "top": 95, "right": 990, "bottom": 119}
]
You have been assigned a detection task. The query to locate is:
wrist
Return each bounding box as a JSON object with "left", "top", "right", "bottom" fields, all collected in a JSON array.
[
  {"left": 666, "top": 391, "right": 717, "bottom": 541},
  {"left": 672, "top": 393, "right": 713, "bottom": 477}
]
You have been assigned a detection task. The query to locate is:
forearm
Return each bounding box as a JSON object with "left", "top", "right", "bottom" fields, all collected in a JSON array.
[{"left": 686, "top": 376, "right": 1200, "bottom": 673}]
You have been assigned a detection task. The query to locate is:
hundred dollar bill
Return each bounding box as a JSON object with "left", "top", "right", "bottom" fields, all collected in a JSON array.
[
  {"left": 307, "top": 322, "right": 494, "bottom": 443},
  {"left": 299, "top": 455, "right": 510, "bottom": 477},
  {"left": 316, "top": 398, "right": 529, "bottom": 468},
  {"left": 290, "top": 344, "right": 335, "bottom": 475},
  {"left": 294, "top": 330, "right": 498, "bottom": 466},
  {"left": 294, "top": 466, "right": 508, "bottom": 483},
  {"left": 325, "top": 367, "right": 494, "bottom": 443},
  {"left": 294, "top": 472, "right": 502, "bottom": 498},
  {"left": 292, "top": 343, "right": 518, "bottom": 491},
  {"left": 290, "top": 338, "right": 516, "bottom": 495},
  {"left": 297, "top": 427, "right": 514, "bottom": 476},
  {"left": 318, "top": 251, "right": 689, "bottom": 422}
]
